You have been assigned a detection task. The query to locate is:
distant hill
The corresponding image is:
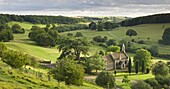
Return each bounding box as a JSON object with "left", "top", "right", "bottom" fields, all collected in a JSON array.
[
  {"left": 0, "top": 14, "right": 86, "bottom": 25},
  {"left": 120, "top": 13, "right": 170, "bottom": 26}
]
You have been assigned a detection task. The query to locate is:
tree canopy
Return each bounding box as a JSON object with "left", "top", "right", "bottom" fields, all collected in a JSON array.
[
  {"left": 152, "top": 61, "right": 169, "bottom": 76},
  {"left": 161, "top": 28, "right": 170, "bottom": 45},
  {"left": 50, "top": 59, "right": 84, "bottom": 86},
  {"left": 134, "top": 49, "right": 151, "bottom": 72},
  {"left": 126, "top": 29, "right": 137, "bottom": 37}
]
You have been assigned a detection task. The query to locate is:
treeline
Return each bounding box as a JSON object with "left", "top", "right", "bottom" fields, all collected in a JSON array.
[
  {"left": 120, "top": 13, "right": 170, "bottom": 26},
  {"left": 0, "top": 14, "right": 86, "bottom": 24}
]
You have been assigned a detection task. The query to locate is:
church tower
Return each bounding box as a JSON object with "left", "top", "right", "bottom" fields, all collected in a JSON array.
[{"left": 121, "top": 44, "right": 125, "bottom": 53}]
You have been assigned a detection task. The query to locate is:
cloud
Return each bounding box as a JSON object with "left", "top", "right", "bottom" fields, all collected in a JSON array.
[{"left": 0, "top": 0, "right": 170, "bottom": 17}]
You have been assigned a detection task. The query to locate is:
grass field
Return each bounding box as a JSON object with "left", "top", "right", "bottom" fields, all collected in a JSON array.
[{"left": 3, "top": 21, "right": 170, "bottom": 89}]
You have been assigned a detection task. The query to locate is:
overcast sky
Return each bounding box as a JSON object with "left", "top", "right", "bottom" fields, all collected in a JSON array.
[{"left": 0, "top": 0, "right": 170, "bottom": 17}]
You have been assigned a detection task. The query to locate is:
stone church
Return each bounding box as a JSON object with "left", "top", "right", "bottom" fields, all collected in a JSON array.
[{"left": 102, "top": 44, "right": 129, "bottom": 70}]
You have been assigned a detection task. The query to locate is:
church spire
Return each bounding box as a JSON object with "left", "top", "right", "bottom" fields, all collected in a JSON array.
[{"left": 121, "top": 44, "right": 125, "bottom": 53}]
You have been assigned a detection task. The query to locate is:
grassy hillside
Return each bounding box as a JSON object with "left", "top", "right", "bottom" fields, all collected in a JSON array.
[
  {"left": 60, "top": 23, "right": 170, "bottom": 54},
  {"left": 0, "top": 59, "right": 102, "bottom": 89},
  {"left": 3, "top": 21, "right": 170, "bottom": 89}
]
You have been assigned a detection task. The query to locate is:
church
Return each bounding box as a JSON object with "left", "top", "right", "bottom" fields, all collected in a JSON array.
[{"left": 102, "top": 44, "right": 129, "bottom": 70}]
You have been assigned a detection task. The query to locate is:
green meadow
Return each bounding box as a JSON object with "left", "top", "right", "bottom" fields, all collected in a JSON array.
[{"left": 2, "top": 21, "right": 170, "bottom": 89}]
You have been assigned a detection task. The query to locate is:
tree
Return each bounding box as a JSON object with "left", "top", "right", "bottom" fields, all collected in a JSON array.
[
  {"left": 152, "top": 61, "right": 169, "bottom": 76},
  {"left": 126, "top": 29, "right": 137, "bottom": 37},
  {"left": 89, "top": 22, "right": 96, "bottom": 30},
  {"left": 75, "top": 32, "right": 83, "bottom": 37},
  {"left": 107, "top": 45, "right": 120, "bottom": 52},
  {"left": 104, "top": 22, "right": 112, "bottom": 31},
  {"left": 36, "top": 33, "right": 55, "bottom": 47},
  {"left": 106, "top": 39, "right": 117, "bottom": 46},
  {"left": 141, "top": 60, "right": 145, "bottom": 73},
  {"left": 2, "top": 50, "right": 28, "bottom": 69},
  {"left": 11, "top": 24, "right": 25, "bottom": 34},
  {"left": 50, "top": 59, "right": 84, "bottom": 86},
  {"left": 135, "top": 61, "right": 139, "bottom": 74},
  {"left": 95, "top": 71, "right": 115, "bottom": 88},
  {"left": 58, "top": 37, "right": 89, "bottom": 60},
  {"left": 83, "top": 54, "right": 105, "bottom": 74},
  {"left": 128, "top": 57, "right": 132, "bottom": 74},
  {"left": 148, "top": 45, "right": 159, "bottom": 56},
  {"left": 162, "top": 28, "right": 170, "bottom": 45},
  {"left": 97, "top": 21, "right": 103, "bottom": 31},
  {"left": 134, "top": 49, "right": 151, "bottom": 72},
  {"left": 131, "top": 80, "right": 152, "bottom": 89},
  {"left": 0, "top": 30, "right": 14, "bottom": 42}
]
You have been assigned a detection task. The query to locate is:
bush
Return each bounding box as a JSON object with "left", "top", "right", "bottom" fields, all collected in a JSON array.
[
  {"left": 2, "top": 50, "right": 28, "bottom": 69},
  {"left": 138, "top": 40, "right": 145, "bottom": 44},
  {"left": 75, "top": 32, "right": 83, "bottom": 37},
  {"left": 0, "top": 30, "right": 14, "bottom": 42},
  {"left": 152, "top": 61, "right": 169, "bottom": 76},
  {"left": 95, "top": 71, "right": 115, "bottom": 88},
  {"left": 106, "top": 39, "right": 116, "bottom": 46},
  {"left": 131, "top": 80, "right": 152, "bottom": 89},
  {"left": 144, "top": 78, "right": 161, "bottom": 89},
  {"left": 50, "top": 59, "right": 84, "bottom": 86},
  {"left": 11, "top": 24, "right": 25, "bottom": 34}
]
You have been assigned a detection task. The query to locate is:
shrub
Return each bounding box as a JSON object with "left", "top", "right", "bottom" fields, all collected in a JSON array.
[
  {"left": 2, "top": 50, "right": 28, "bottom": 69},
  {"left": 95, "top": 71, "right": 115, "bottom": 88},
  {"left": 144, "top": 78, "right": 161, "bottom": 89},
  {"left": 50, "top": 59, "right": 84, "bottom": 86},
  {"left": 152, "top": 61, "right": 169, "bottom": 76},
  {"left": 106, "top": 39, "right": 116, "bottom": 46},
  {"left": 131, "top": 80, "right": 152, "bottom": 89},
  {"left": 138, "top": 40, "right": 145, "bottom": 44},
  {"left": 75, "top": 32, "right": 83, "bottom": 37}
]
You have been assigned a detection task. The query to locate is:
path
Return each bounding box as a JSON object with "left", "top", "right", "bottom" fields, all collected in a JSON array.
[{"left": 107, "top": 32, "right": 122, "bottom": 40}]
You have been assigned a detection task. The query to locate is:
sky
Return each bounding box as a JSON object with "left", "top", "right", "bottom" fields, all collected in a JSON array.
[{"left": 0, "top": 0, "right": 170, "bottom": 17}]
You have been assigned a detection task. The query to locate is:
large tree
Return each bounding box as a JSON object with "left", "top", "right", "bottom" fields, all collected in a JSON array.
[
  {"left": 126, "top": 29, "right": 137, "bottom": 37},
  {"left": 162, "top": 28, "right": 170, "bottom": 45},
  {"left": 50, "top": 59, "right": 84, "bottom": 85},
  {"left": 83, "top": 54, "right": 105, "bottom": 74},
  {"left": 134, "top": 49, "right": 151, "bottom": 72},
  {"left": 58, "top": 37, "right": 89, "bottom": 60}
]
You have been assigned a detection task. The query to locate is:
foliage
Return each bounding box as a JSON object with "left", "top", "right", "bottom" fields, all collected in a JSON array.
[
  {"left": 0, "top": 14, "right": 85, "bottom": 24},
  {"left": 126, "top": 29, "right": 137, "bottom": 37},
  {"left": 162, "top": 28, "right": 170, "bottom": 45},
  {"left": 95, "top": 71, "right": 115, "bottom": 88},
  {"left": 0, "top": 42, "right": 7, "bottom": 57},
  {"left": 93, "top": 35, "right": 107, "bottom": 43},
  {"left": 82, "top": 54, "right": 105, "bottom": 74},
  {"left": 1, "top": 50, "right": 28, "bottom": 69},
  {"left": 128, "top": 57, "right": 132, "bottom": 74},
  {"left": 120, "top": 13, "right": 170, "bottom": 26},
  {"left": 75, "top": 32, "right": 83, "bottom": 37},
  {"left": 50, "top": 59, "right": 84, "bottom": 86},
  {"left": 138, "top": 40, "right": 145, "bottom": 44},
  {"left": 122, "top": 75, "right": 130, "bottom": 84},
  {"left": 135, "top": 61, "right": 139, "bottom": 74},
  {"left": 148, "top": 45, "right": 159, "bottom": 56},
  {"left": 36, "top": 33, "right": 55, "bottom": 47},
  {"left": 28, "top": 27, "right": 45, "bottom": 41},
  {"left": 0, "top": 30, "right": 14, "bottom": 42},
  {"left": 58, "top": 37, "right": 89, "bottom": 60},
  {"left": 106, "top": 39, "right": 117, "bottom": 46},
  {"left": 152, "top": 61, "right": 169, "bottom": 76},
  {"left": 134, "top": 49, "right": 151, "bottom": 72},
  {"left": 144, "top": 78, "right": 161, "bottom": 89},
  {"left": 11, "top": 24, "right": 25, "bottom": 34},
  {"left": 97, "top": 21, "right": 104, "bottom": 31},
  {"left": 107, "top": 45, "right": 120, "bottom": 52},
  {"left": 89, "top": 22, "right": 97, "bottom": 30},
  {"left": 131, "top": 80, "right": 152, "bottom": 89}
]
